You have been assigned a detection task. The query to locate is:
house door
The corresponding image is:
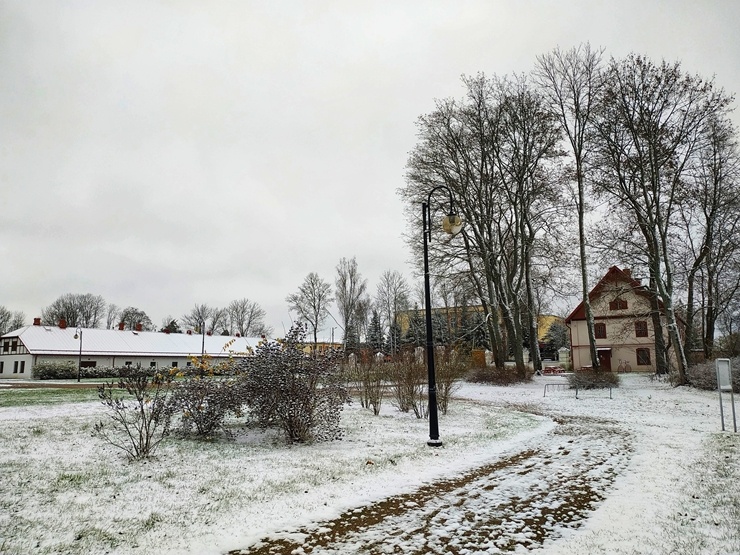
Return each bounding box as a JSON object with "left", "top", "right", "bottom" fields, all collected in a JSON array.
[{"left": 598, "top": 349, "right": 612, "bottom": 371}]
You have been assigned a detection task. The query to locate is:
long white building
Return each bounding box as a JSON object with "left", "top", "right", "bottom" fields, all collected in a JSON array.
[{"left": 0, "top": 319, "right": 264, "bottom": 378}]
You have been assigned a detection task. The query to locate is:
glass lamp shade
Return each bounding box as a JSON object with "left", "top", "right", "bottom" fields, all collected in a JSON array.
[{"left": 442, "top": 213, "right": 463, "bottom": 235}]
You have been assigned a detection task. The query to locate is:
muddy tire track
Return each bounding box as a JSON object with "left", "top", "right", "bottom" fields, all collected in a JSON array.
[{"left": 229, "top": 414, "right": 633, "bottom": 554}]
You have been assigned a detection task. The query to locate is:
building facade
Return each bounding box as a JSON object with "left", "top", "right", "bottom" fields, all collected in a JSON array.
[
  {"left": 0, "top": 320, "right": 263, "bottom": 379},
  {"left": 566, "top": 266, "right": 663, "bottom": 372}
]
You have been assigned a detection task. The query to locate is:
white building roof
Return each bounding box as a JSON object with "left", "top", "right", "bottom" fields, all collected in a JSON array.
[{"left": 2, "top": 325, "right": 264, "bottom": 358}]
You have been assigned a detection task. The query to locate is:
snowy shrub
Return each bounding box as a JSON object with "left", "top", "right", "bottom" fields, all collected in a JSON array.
[
  {"left": 436, "top": 353, "right": 468, "bottom": 415},
  {"left": 466, "top": 365, "right": 523, "bottom": 385},
  {"left": 346, "top": 355, "right": 386, "bottom": 416},
  {"left": 33, "top": 362, "right": 154, "bottom": 380},
  {"left": 567, "top": 370, "right": 620, "bottom": 390},
  {"left": 32, "top": 361, "right": 77, "bottom": 379},
  {"left": 686, "top": 357, "right": 740, "bottom": 392},
  {"left": 93, "top": 367, "right": 175, "bottom": 460},
  {"left": 239, "top": 324, "right": 349, "bottom": 443},
  {"left": 169, "top": 356, "right": 245, "bottom": 439},
  {"left": 386, "top": 353, "right": 427, "bottom": 418}
]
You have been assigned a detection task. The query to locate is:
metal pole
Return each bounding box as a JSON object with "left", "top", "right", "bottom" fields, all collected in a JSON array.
[
  {"left": 77, "top": 328, "right": 82, "bottom": 383},
  {"left": 423, "top": 201, "right": 441, "bottom": 447}
]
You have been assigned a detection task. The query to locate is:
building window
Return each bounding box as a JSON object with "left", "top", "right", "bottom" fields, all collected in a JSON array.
[
  {"left": 13, "top": 361, "right": 18, "bottom": 373},
  {"left": 594, "top": 322, "right": 607, "bottom": 339},
  {"left": 2, "top": 340, "right": 9, "bottom": 353},
  {"left": 11, "top": 340, "right": 18, "bottom": 353},
  {"left": 0, "top": 361, "right": 3, "bottom": 373},
  {"left": 186, "top": 361, "right": 192, "bottom": 367},
  {"left": 635, "top": 321, "right": 648, "bottom": 337},
  {"left": 125, "top": 361, "right": 132, "bottom": 367},
  {"left": 150, "top": 362, "right": 156, "bottom": 368},
  {"left": 20, "top": 361, "right": 25, "bottom": 373},
  {"left": 609, "top": 298, "right": 628, "bottom": 310},
  {"left": 80, "top": 361, "right": 97, "bottom": 368},
  {"left": 637, "top": 348, "right": 651, "bottom": 366},
  {"left": 172, "top": 361, "right": 178, "bottom": 368}
]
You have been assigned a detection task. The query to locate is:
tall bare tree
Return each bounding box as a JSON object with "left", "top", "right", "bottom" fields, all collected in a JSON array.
[
  {"left": 41, "top": 293, "right": 106, "bottom": 328},
  {"left": 228, "top": 298, "right": 271, "bottom": 337},
  {"left": 286, "top": 273, "right": 333, "bottom": 350},
  {"left": 335, "top": 257, "right": 368, "bottom": 349},
  {"left": 0, "top": 307, "right": 26, "bottom": 335},
  {"left": 118, "top": 307, "right": 154, "bottom": 331},
  {"left": 592, "top": 54, "right": 733, "bottom": 383},
  {"left": 181, "top": 304, "right": 214, "bottom": 334},
  {"left": 105, "top": 303, "right": 120, "bottom": 330},
  {"left": 374, "top": 270, "right": 409, "bottom": 354},
  {"left": 535, "top": 43, "right": 604, "bottom": 371}
]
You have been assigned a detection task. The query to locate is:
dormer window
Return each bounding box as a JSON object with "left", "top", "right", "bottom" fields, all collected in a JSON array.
[{"left": 609, "top": 298, "right": 628, "bottom": 310}]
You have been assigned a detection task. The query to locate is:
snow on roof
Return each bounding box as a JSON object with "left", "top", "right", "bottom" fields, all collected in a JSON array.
[{"left": 2, "top": 325, "right": 265, "bottom": 358}]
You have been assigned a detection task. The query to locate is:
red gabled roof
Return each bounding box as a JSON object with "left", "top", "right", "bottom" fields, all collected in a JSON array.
[{"left": 565, "top": 266, "right": 654, "bottom": 323}]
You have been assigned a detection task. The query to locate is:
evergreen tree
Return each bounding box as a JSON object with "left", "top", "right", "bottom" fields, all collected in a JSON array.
[{"left": 367, "top": 310, "right": 384, "bottom": 352}]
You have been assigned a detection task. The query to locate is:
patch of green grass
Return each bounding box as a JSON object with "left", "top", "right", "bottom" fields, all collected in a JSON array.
[{"left": 0, "top": 388, "right": 101, "bottom": 407}]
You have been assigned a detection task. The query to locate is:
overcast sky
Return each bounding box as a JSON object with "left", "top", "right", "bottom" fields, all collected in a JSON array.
[{"left": 2, "top": 1, "right": 739, "bottom": 339}]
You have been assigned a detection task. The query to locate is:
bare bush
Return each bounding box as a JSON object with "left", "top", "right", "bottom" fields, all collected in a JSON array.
[
  {"left": 686, "top": 357, "right": 740, "bottom": 392},
  {"left": 169, "top": 356, "right": 244, "bottom": 439},
  {"left": 567, "top": 371, "right": 620, "bottom": 390},
  {"left": 94, "top": 368, "right": 175, "bottom": 460},
  {"left": 436, "top": 353, "right": 468, "bottom": 414},
  {"left": 387, "top": 353, "right": 427, "bottom": 419},
  {"left": 346, "top": 355, "right": 385, "bottom": 416},
  {"left": 239, "top": 324, "right": 348, "bottom": 443}
]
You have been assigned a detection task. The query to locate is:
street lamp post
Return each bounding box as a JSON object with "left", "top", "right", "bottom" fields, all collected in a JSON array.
[
  {"left": 422, "top": 186, "right": 463, "bottom": 447},
  {"left": 73, "top": 327, "right": 83, "bottom": 382}
]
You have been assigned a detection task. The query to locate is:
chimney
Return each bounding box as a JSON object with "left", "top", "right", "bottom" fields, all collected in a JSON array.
[
  {"left": 118, "top": 322, "right": 125, "bottom": 331},
  {"left": 33, "top": 318, "right": 41, "bottom": 326},
  {"left": 59, "top": 319, "right": 67, "bottom": 329},
  {"left": 135, "top": 322, "right": 143, "bottom": 332}
]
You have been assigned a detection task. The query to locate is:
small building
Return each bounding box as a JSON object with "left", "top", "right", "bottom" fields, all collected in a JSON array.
[
  {"left": 0, "top": 319, "right": 264, "bottom": 379},
  {"left": 565, "top": 266, "right": 663, "bottom": 372}
]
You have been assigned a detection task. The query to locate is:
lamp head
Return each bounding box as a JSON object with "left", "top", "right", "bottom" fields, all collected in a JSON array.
[
  {"left": 73, "top": 333, "right": 79, "bottom": 340},
  {"left": 442, "top": 213, "right": 463, "bottom": 235}
]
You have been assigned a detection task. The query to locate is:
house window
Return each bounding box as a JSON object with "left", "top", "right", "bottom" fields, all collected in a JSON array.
[
  {"left": 609, "top": 299, "right": 628, "bottom": 310},
  {"left": 635, "top": 321, "right": 648, "bottom": 337},
  {"left": 13, "top": 361, "right": 18, "bottom": 373},
  {"left": 186, "top": 361, "right": 192, "bottom": 367},
  {"left": 172, "top": 361, "right": 178, "bottom": 368},
  {"left": 11, "top": 340, "right": 18, "bottom": 353},
  {"left": 150, "top": 362, "right": 156, "bottom": 368},
  {"left": 125, "top": 361, "right": 132, "bottom": 367},
  {"left": 80, "top": 361, "right": 97, "bottom": 368},
  {"left": 637, "top": 348, "right": 651, "bottom": 366},
  {"left": 594, "top": 322, "right": 607, "bottom": 339},
  {"left": 19, "top": 361, "right": 25, "bottom": 373},
  {"left": 0, "top": 361, "right": 3, "bottom": 373},
  {"left": 2, "top": 340, "right": 9, "bottom": 353}
]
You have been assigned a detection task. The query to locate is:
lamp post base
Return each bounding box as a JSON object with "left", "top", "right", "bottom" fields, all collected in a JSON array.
[{"left": 427, "top": 439, "right": 443, "bottom": 447}]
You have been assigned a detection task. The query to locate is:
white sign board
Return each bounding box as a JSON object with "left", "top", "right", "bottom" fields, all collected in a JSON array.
[{"left": 717, "top": 358, "right": 733, "bottom": 392}]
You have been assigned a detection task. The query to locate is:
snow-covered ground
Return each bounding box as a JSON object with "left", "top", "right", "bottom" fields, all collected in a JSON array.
[{"left": 1, "top": 374, "right": 738, "bottom": 555}]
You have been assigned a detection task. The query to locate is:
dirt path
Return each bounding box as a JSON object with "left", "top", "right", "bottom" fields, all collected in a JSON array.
[{"left": 229, "top": 413, "right": 633, "bottom": 554}]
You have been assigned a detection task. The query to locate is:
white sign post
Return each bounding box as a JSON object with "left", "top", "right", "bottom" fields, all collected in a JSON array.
[{"left": 716, "top": 358, "right": 737, "bottom": 433}]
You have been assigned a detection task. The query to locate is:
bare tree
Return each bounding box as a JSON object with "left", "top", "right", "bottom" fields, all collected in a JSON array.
[
  {"left": 374, "top": 270, "right": 409, "bottom": 354},
  {"left": 118, "top": 307, "right": 155, "bottom": 331},
  {"left": 335, "top": 257, "right": 368, "bottom": 349},
  {"left": 0, "top": 307, "right": 26, "bottom": 335},
  {"left": 181, "top": 304, "right": 214, "bottom": 334},
  {"left": 592, "top": 54, "right": 733, "bottom": 384},
  {"left": 105, "top": 303, "right": 120, "bottom": 330},
  {"left": 210, "top": 307, "right": 230, "bottom": 335},
  {"left": 228, "top": 298, "right": 271, "bottom": 337},
  {"left": 41, "top": 293, "right": 106, "bottom": 328},
  {"left": 286, "top": 273, "right": 333, "bottom": 350},
  {"left": 535, "top": 43, "right": 604, "bottom": 371}
]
